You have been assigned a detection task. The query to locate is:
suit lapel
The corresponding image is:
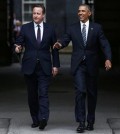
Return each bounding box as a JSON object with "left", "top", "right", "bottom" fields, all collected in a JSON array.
[
  {"left": 86, "top": 22, "right": 94, "bottom": 46},
  {"left": 41, "top": 22, "right": 47, "bottom": 45},
  {"left": 29, "top": 22, "right": 38, "bottom": 48},
  {"left": 75, "top": 22, "right": 85, "bottom": 47}
]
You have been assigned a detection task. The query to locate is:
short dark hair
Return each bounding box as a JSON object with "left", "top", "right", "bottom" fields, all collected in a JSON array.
[
  {"left": 32, "top": 4, "right": 46, "bottom": 14},
  {"left": 79, "top": 4, "right": 91, "bottom": 12}
]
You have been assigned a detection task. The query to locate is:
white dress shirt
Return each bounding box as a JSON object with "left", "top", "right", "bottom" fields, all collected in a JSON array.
[
  {"left": 34, "top": 21, "right": 44, "bottom": 41},
  {"left": 80, "top": 20, "right": 89, "bottom": 40}
]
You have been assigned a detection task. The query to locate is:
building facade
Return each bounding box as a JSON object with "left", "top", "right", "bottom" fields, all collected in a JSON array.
[
  {"left": 0, "top": 0, "right": 120, "bottom": 65},
  {"left": 13, "top": 0, "right": 84, "bottom": 37}
]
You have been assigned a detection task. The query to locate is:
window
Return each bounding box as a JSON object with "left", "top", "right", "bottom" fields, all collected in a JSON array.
[{"left": 22, "top": 0, "right": 46, "bottom": 24}]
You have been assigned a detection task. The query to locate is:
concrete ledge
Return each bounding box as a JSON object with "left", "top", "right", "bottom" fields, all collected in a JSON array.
[
  {"left": 107, "top": 118, "right": 120, "bottom": 134},
  {"left": 0, "top": 118, "right": 11, "bottom": 134}
]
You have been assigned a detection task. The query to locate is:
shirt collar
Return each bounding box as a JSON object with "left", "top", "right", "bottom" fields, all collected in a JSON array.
[
  {"left": 34, "top": 21, "right": 43, "bottom": 28},
  {"left": 80, "top": 20, "right": 89, "bottom": 27}
]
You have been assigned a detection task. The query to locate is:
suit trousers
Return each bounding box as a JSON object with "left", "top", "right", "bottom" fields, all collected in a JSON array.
[
  {"left": 73, "top": 60, "right": 98, "bottom": 123},
  {"left": 24, "top": 62, "right": 51, "bottom": 124}
]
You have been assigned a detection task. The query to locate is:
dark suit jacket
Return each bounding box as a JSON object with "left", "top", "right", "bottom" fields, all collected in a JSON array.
[
  {"left": 60, "top": 21, "right": 112, "bottom": 75},
  {"left": 15, "top": 21, "right": 60, "bottom": 75}
]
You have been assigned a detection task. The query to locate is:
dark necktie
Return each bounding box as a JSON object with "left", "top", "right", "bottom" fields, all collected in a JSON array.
[
  {"left": 82, "top": 24, "right": 86, "bottom": 46},
  {"left": 37, "top": 25, "right": 41, "bottom": 44}
]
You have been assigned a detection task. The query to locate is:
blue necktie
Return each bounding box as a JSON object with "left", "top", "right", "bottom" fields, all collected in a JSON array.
[
  {"left": 82, "top": 24, "right": 86, "bottom": 46},
  {"left": 37, "top": 25, "right": 41, "bottom": 44}
]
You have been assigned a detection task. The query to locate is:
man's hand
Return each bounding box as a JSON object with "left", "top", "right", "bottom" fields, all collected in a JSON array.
[
  {"left": 53, "top": 42, "right": 62, "bottom": 49},
  {"left": 52, "top": 67, "right": 59, "bottom": 77},
  {"left": 15, "top": 44, "right": 22, "bottom": 53},
  {"left": 105, "top": 60, "right": 112, "bottom": 71}
]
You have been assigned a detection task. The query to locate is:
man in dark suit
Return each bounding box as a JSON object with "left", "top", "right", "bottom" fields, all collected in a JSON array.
[
  {"left": 15, "top": 4, "right": 60, "bottom": 130},
  {"left": 53, "top": 4, "right": 112, "bottom": 133}
]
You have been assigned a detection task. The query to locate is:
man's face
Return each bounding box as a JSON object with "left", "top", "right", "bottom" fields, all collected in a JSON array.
[
  {"left": 78, "top": 6, "right": 91, "bottom": 23},
  {"left": 32, "top": 7, "right": 45, "bottom": 24}
]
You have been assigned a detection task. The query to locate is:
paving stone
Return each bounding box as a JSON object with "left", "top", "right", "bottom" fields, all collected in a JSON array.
[
  {"left": 107, "top": 118, "right": 120, "bottom": 129},
  {"left": 0, "top": 118, "right": 11, "bottom": 134}
]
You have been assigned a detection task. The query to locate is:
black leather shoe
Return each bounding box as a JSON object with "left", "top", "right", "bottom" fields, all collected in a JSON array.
[
  {"left": 86, "top": 123, "right": 94, "bottom": 131},
  {"left": 31, "top": 123, "right": 39, "bottom": 128},
  {"left": 76, "top": 122, "right": 85, "bottom": 133},
  {"left": 39, "top": 119, "right": 47, "bottom": 130}
]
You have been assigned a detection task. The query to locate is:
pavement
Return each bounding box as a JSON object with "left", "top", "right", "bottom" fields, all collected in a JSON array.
[{"left": 0, "top": 54, "right": 120, "bottom": 134}]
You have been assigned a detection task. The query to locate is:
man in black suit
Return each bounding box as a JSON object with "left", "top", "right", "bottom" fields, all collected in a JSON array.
[
  {"left": 53, "top": 4, "right": 112, "bottom": 133},
  {"left": 15, "top": 4, "right": 60, "bottom": 130}
]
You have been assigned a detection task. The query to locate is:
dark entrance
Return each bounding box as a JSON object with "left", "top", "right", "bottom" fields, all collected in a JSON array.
[{"left": 0, "top": 0, "right": 13, "bottom": 66}]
